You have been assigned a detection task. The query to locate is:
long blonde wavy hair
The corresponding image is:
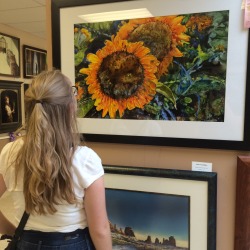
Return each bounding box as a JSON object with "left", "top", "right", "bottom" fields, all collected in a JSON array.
[{"left": 15, "top": 70, "right": 80, "bottom": 215}]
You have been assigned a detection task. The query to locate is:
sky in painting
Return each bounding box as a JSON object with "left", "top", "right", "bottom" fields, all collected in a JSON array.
[{"left": 105, "top": 188, "right": 189, "bottom": 247}]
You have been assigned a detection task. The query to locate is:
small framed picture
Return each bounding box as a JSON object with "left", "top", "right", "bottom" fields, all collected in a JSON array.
[
  {"left": 0, "top": 32, "right": 20, "bottom": 77},
  {"left": 104, "top": 165, "right": 217, "bottom": 250},
  {"left": 0, "top": 80, "right": 22, "bottom": 133},
  {"left": 23, "top": 45, "right": 47, "bottom": 78}
]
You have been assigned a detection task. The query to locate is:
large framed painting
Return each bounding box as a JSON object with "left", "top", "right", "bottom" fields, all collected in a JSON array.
[
  {"left": 104, "top": 165, "right": 217, "bottom": 250},
  {"left": 23, "top": 45, "right": 47, "bottom": 78},
  {"left": 51, "top": 0, "right": 250, "bottom": 150},
  {"left": 0, "top": 80, "right": 22, "bottom": 133},
  {"left": 0, "top": 32, "right": 20, "bottom": 77}
]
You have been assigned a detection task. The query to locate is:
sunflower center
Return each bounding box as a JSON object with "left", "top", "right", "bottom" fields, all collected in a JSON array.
[
  {"left": 97, "top": 51, "right": 144, "bottom": 99},
  {"left": 128, "top": 21, "right": 172, "bottom": 61}
]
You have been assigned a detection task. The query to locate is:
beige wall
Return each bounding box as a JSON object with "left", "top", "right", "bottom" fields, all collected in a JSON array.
[
  {"left": 0, "top": 1, "right": 248, "bottom": 249},
  {"left": 0, "top": 138, "right": 248, "bottom": 250},
  {"left": 89, "top": 142, "right": 249, "bottom": 250}
]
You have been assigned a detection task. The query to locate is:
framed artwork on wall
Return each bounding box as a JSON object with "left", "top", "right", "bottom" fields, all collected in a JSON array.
[
  {"left": 0, "top": 32, "right": 20, "bottom": 77},
  {"left": 23, "top": 45, "right": 47, "bottom": 78},
  {"left": 104, "top": 165, "right": 217, "bottom": 250},
  {"left": 0, "top": 80, "right": 22, "bottom": 133},
  {"left": 51, "top": 0, "right": 250, "bottom": 150},
  {"left": 234, "top": 156, "right": 250, "bottom": 250}
]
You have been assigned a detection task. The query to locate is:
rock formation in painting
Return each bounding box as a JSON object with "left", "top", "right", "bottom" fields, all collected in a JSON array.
[
  {"left": 124, "top": 227, "right": 135, "bottom": 237},
  {"left": 108, "top": 221, "right": 183, "bottom": 249}
]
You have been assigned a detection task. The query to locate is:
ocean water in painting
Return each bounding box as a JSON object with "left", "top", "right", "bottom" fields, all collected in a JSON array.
[
  {"left": 105, "top": 189, "right": 190, "bottom": 250},
  {"left": 74, "top": 10, "right": 228, "bottom": 121}
]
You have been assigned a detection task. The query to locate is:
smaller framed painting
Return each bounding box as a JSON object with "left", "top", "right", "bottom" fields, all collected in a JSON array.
[
  {"left": 104, "top": 165, "right": 217, "bottom": 250},
  {"left": 23, "top": 45, "right": 47, "bottom": 78},
  {"left": 0, "top": 80, "right": 22, "bottom": 133},
  {"left": 0, "top": 32, "right": 20, "bottom": 77}
]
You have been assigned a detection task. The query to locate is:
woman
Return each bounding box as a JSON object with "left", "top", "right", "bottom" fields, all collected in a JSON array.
[
  {"left": 2, "top": 94, "right": 15, "bottom": 123},
  {"left": 0, "top": 70, "right": 112, "bottom": 249}
]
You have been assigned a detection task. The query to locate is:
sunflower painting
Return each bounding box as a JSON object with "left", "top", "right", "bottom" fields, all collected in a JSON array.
[{"left": 74, "top": 10, "right": 229, "bottom": 121}]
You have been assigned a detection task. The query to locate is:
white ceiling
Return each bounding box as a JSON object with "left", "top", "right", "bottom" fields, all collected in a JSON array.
[{"left": 0, "top": 0, "right": 46, "bottom": 40}]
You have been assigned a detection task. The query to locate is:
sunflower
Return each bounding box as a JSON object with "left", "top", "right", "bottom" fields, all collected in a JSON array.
[
  {"left": 116, "top": 16, "right": 189, "bottom": 77},
  {"left": 186, "top": 14, "right": 213, "bottom": 32},
  {"left": 80, "top": 36, "right": 159, "bottom": 118}
]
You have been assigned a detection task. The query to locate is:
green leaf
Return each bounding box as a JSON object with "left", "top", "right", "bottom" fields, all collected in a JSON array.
[
  {"left": 144, "top": 104, "right": 161, "bottom": 115},
  {"left": 184, "top": 97, "right": 192, "bottom": 104},
  {"left": 187, "top": 76, "right": 225, "bottom": 95},
  {"left": 156, "top": 82, "right": 176, "bottom": 108},
  {"left": 195, "top": 45, "right": 210, "bottom": 62},
  {"left": 75, "top": 51, "right": 85, "bottom": 67},
  {"left": 77, "top": 99, "right": 95, "bottom": 117}
]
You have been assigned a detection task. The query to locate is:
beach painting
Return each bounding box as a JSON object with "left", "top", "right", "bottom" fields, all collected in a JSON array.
[{"left": 105, "top": 188, "right": 190, "bottom": 250}]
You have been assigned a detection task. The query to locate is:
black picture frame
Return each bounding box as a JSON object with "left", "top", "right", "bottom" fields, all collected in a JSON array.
[
  {"left": 0, "top": 80, "right": 22, "bottom": 133},
  {"left": 104, "top": 165, "right": 217, "bottom": 250},
  {"left": 23, "top": 45, "right": 47, "bottom": 78},
  {"left": 51, "top": 0, "right": 250, "bottom": 150},
  {"left": 23, "top": 83, "right": 30, "bottom": 93},
  {"left": 0, "top": 32, "right": 20, "bottom": 77}
]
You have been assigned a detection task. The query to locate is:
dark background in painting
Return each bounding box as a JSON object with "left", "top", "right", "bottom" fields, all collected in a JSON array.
[
  {"left": 1, "top": 90, "right": 18, "bottom": 123},
  {"left": 25, "top": 49, "right": 47, "bottom": 77},
  {"left": 105, "top": 188, "right": 189, "bottom": 247}
]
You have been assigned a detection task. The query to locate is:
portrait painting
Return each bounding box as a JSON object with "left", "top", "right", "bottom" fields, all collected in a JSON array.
[
  {"left": 1, "top": 89, "right": 18, "bottom": 124},
  {"left": 0, "top": 81, "right": 22, "bottom": 133},
  {"left": 0, "top": 33, "right": 20, "bottom": 77}
]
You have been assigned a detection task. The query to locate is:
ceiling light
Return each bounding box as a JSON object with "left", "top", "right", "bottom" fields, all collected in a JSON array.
[{"left": 78, "top": 8, "right": 153, "bottom": 23}]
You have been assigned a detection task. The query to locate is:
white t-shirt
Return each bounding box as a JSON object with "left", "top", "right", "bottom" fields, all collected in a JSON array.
[{"left": 0, "top": 138, "right": 104, "bottom": 232}]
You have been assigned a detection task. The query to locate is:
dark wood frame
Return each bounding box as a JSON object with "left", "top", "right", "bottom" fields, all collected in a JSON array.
[
  {"left": 23, "top": 45, "right": 47, "bottom": 78},
  {"left": 0, "top": 80, "right": 22, "bottom": 133},
  {"left": 0, "top": 32, "right": 20, "bottom": 77},
  {"left": 104, "top": 165, "right": 217, "bottom": 250},
  {"left": 234, "top": 156, "right": 250, "bottom": 250},
  {"left": 51, "top": 0, "right": 250, "bottom": 150}
]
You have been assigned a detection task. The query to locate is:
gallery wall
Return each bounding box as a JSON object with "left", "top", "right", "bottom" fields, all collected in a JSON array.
[
  {"left": 46, "top": 1, "right": 250, "bottom": 249},
  {"left": 0, "top": 1, "right": 249, "bottom": 249},
  {"left": 47, "top": 0, "right": 250, "bottom": 248},
  {"left": 47, "top": 1, "right": 250, "bottom": 249}
]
